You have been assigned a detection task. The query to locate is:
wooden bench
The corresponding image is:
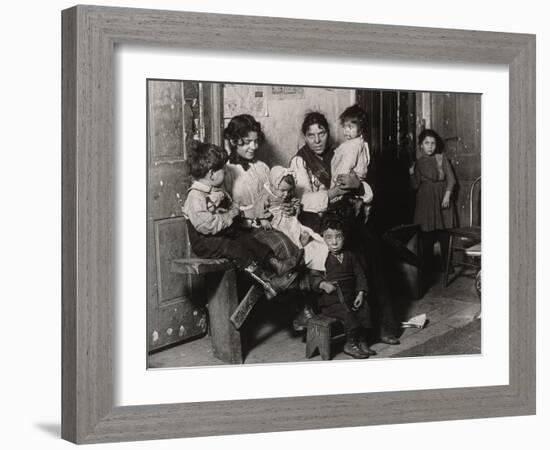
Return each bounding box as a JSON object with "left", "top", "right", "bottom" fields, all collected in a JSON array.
[{"left": 171, "top": 258, "right": 263, "bottom": 364}]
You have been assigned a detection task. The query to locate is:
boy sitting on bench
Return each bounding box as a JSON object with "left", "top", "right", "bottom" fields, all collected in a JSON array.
[{"left": 182, "top": 143, "right": 300, "bottom": 298}]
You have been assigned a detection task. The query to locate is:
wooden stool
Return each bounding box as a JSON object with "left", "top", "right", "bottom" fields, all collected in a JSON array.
[{"left": 305, "top": 316, "right": 344, "bottom": 361}]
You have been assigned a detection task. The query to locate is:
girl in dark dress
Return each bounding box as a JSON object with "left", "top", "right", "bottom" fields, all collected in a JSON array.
[{"left": 410, "top": 129, "right": 457, "bottom": 272}]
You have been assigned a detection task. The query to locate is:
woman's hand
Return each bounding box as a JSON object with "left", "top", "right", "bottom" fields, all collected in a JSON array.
[
  {"left": 409, "top": 163, "right": 416, "bottom": 176},
  {"left": 441, "top": 191, "right": 451, "bottom": 209},
  {"left": 328, "top": 186, "right": 347, "bottom": 200},
  {"left": 336, "top": 173, "right": 361, "bottom": 190},
  {"left": 353, "top": 291, "right": 364, "bottom": 310},
  {"left": 259, "top": 219, "right": 273, "bottom": 230},
  {"left": 228, "top": 205, "right": 241, "bottom": 219}
]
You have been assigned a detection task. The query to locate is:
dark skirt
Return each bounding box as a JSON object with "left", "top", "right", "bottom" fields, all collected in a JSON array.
[{"left": 414, "top": 180, "right": 456, "bottom": 232}]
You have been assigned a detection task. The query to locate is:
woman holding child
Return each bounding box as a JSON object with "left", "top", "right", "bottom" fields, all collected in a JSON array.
[{"left": 290, "top": 110, "right": 401, "bottom": 346}]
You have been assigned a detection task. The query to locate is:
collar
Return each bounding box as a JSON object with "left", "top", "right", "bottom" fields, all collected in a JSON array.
[{"left": 189, "top": 180, "right": 213, "bottom": 193}]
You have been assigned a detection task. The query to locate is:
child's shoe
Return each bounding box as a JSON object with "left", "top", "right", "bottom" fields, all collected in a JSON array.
[
  {"left": 245, "top": 263, "right": 300, "bottom": 300},
  {"left": 292, "top": 303, "right": 317, "bottom": 332},
  {"left": 268, "top": 271, "right": 299, "bottom": 296},
  {"left": 343, "top": 332, "right": 370, "bottom": 359},
  {"left": 244, "top": 263, "right": 278, "bottom": 299},
  {"left": 359, "top": 339, "right": 377, "bottom": 356},
  {"left": 268, "top": 248, "right": 304, "bottom": 276}
]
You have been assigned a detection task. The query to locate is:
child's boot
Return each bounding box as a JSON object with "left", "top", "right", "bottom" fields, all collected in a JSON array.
[
  {"left": 358, "top": 331, "right": 377, "bottom": 356},
  {"left": 343, "top": 329, "right": 370, "bottom": 359},
  {"left": 292, "top": 300, "right": 317, "bottom": 332},
  {"left": 267, "top": 249, "right": 304, "bottom": 276},
  {"left": 244, "top": 263, "right": 299, "bottom": 299}
]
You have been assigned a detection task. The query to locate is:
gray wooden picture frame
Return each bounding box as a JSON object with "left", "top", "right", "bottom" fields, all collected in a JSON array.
[{"left": 61, "top": 5, "right": 536, "bottom": 444}]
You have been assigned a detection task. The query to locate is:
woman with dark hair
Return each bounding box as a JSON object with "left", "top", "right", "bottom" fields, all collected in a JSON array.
[
  {"left": 222, "top": 114, "right": 310, "bottom": 293},
  {"left": 290, "top": 111, "right": 401, "bottom": 345}
]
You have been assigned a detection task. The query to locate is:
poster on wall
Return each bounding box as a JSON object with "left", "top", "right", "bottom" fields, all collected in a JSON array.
[{"left": 224, "top": 84, "right": 268, "bottom": 118}]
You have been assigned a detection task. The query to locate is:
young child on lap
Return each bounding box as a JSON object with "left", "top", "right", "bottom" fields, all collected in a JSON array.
[{"left": 258, "top": 166, "right": 328, "bottom": 272}]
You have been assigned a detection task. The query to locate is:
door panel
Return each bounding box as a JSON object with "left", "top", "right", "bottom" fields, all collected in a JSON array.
[{"left": 147, "top": 80, "right": 222, "bottom": 354}]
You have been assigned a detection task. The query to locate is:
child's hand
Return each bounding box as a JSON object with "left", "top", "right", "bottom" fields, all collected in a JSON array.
[
  {"left": 259, "top": 219, "right": 273, "bottom": 230},
  {"left": 353, "top": 291, "right": 364, "bottom": 310},
  {"left": 319, "top": 281, "right": 337, "bottom": 294},
  {"left": 441, "top": 191, "right": 451, "bottom": 209},
  {"left": 336, "top": 173, "right": 361, "bottom": 190}
]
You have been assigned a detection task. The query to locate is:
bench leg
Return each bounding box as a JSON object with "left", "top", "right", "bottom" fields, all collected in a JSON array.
[{"left": 206, "top": 269, "right": 243, "bottom": 364}]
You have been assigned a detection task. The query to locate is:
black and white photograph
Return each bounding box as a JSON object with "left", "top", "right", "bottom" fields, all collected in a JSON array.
[{"left": 146, "top": 80, "right": 482, "bottom": 368}]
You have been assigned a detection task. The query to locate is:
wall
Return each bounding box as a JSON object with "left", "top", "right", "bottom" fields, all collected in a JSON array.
[
  {"left": 224, "top": 83, "right": 354, "bottom": 166},
  {"left": 417, "top": 92, "right": 482, "bottom": 227},
  {"left": 2, "top": 1, "right": 547, "bottom": 450}
]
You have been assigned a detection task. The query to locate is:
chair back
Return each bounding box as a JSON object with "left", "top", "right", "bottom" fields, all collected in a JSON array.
[{"left": 469, "top": 176, "right": 481, "bottom": 228}]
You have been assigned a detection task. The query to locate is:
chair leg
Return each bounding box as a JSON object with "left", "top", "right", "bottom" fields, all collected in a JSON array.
[{"left": 443, "top": 234, "right": 454, "bottom": 287}]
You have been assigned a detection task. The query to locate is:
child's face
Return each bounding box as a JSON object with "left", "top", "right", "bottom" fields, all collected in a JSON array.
[
  {"left": 235, "top": 131, "right": 260, "bottom": 160},
  {"left": 342, "top": 120, "right": 361, "bottom": 140},
  {"left": 273, "top": 179, "right": 294, "bottom": 201},
  {"left": 323, "top": 228, "right": 345, "bottom": 255},
  {"left": 420, "top": 136, "right": 437, "bottom": 156},
  {"left": 208, "top": 167, "right": 225, "bottom": 187}
]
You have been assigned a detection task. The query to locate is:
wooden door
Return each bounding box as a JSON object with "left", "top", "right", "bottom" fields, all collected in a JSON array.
[
  {"left": 357, "top": 90, "right": 417, "bottom": 233},
  {"left": 429, "top": 93, "right": 481, "bottom": 227},
  {"left": 147, "top": 80, "right": 223, "bottom": 353}
]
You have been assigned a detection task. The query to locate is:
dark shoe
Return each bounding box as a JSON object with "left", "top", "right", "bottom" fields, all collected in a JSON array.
[
  {"left": 293, "top": 304, "right": 317, "bottom": 332},
  {"left": 268, "top": 249, "right": 304, "bottom": 276},
  {"left": 380, "top": 335, "right": 400, "bottom": 345},
  {"left": 343, "top": 340, "right": 370, "bottom": 359},
  {"left": 244, "top": 264, "right": 278, "bottom": 299},
  {"left": 267, "top": 271, "right": 299, "bottom": 296},
  {"left": 359, "top": 339, "right": 377, "bottom": 356}
]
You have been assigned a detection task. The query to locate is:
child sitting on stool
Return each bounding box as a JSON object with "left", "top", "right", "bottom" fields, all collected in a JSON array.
[{"left": 317, "top": 212, "right": 376, "bottom": 359}]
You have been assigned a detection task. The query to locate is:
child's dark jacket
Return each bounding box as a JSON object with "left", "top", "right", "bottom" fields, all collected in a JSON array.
[{"left": 319, "top": 250, "right": 368, "bottom": 308}]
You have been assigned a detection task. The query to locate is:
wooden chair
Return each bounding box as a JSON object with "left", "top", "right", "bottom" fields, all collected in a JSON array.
[{"left": 444, "top": 176, "right": 481, "bottom": 286}]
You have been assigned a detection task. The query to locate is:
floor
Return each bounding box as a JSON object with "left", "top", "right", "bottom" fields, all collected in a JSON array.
[{"left": 148, "top": 268, "right": 481, "bottom": 368}]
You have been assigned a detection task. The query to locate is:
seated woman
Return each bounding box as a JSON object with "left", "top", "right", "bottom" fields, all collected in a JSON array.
[
  {"left": 222, "top": 114, "right": 313, "bottom": 296},
  {"left": 289, "top": 111, "right": 401, "bottom": 345}
]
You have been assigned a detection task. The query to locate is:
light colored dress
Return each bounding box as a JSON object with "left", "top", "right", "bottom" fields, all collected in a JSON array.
[
  {"left": 224, "top": 160, "right": 271, "bottom": 220},
  {"left": 289, "top": 154, "right": 330, "bottom": 214},
  {"left": 260, "top": 166, "right": 328, "bottom": 271}
]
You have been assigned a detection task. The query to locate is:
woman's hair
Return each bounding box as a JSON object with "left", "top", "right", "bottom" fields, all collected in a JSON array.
[
  {"left": 339, "top": 104, "right": 368, "bottom": 137},
  {"left": 418, "top": 128, "right": 445, "bottom": 153},
  {"left": 187, "top": 143, "right": 228, "bottom": 179},
  {"left": 223, "top": 114, "right": 265, "bottom": 149},
  {"left": 301, "top": 111, "right": 330, "bottom": 136}
]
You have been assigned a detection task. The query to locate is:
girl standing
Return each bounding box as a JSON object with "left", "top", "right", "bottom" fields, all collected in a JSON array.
[{"left": 410, "top": 129, "right": 457, "bottom": 271}]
